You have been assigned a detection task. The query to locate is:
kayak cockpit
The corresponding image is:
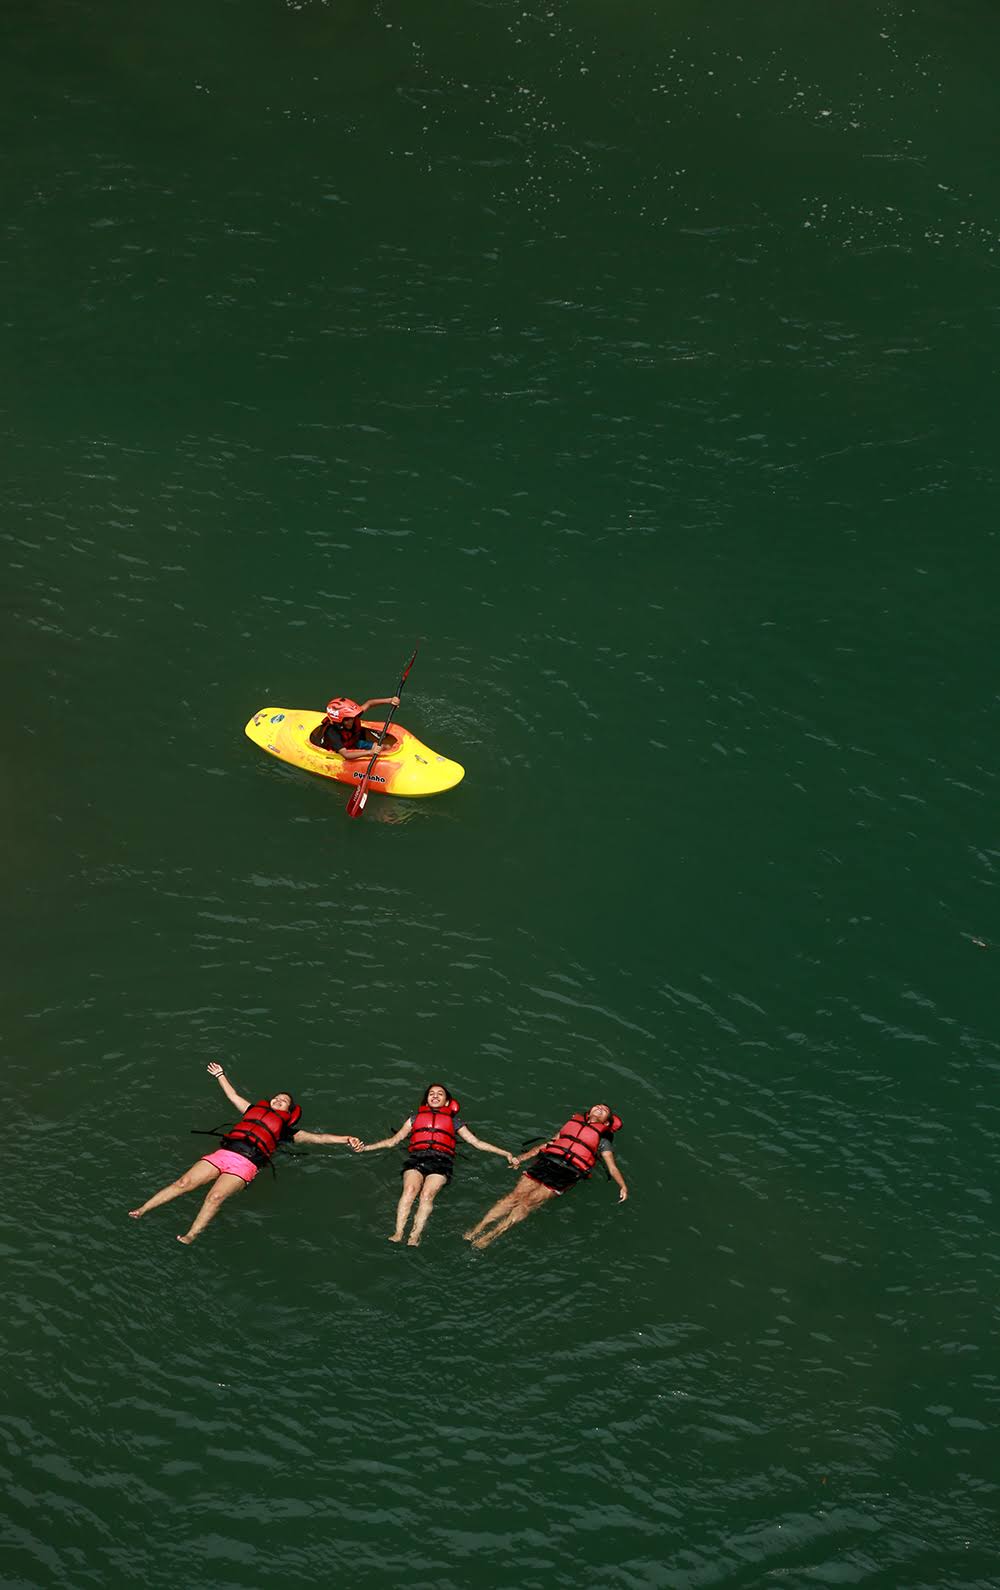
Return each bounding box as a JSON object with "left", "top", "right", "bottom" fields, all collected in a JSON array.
[{"left": 306, "top": 721, "right": 404, "bottom": 757}]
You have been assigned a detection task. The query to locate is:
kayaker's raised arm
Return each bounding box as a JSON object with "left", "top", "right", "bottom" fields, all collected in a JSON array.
[
  {"left": 206, "top": 1061, "right": 250, "bottom": 1114},
  {"left": 359, "top": 695, "right": 400, "bottom": 714}
]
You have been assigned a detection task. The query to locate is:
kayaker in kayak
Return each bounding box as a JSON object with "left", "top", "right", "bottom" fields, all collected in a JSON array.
[
  {"left": 311, "top": 695, "right": 400, "bottom": 758},
  {"left": 357, "top": 1084, "right": 519, "bottom": 1246},
  {"left": 463, "top": 1104, "right": 627, "bottom": 1250},
  {"left": 128, "top": 1061, "right": 364, "bottom": 1245}
]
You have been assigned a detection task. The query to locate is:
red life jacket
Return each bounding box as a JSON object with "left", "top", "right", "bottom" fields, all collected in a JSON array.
[
  {"left": 408, "top": 1097, "right": 460, "bottom": 1157},
  {"left": 223, "top": 1098, "right": 302, "bottom": 1163},
  {"left": 541, "top": 1111, "right": 622, "bottom": 1176}
]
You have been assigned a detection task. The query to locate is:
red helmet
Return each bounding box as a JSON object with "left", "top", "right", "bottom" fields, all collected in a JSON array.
[{"left": 325, "top": 697, "right": 361, "bottom": 722}]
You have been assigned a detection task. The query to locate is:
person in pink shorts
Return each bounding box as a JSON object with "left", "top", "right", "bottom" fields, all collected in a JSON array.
[{"left": 128, "top": 1061, "right": 363, "bottom": 1244}]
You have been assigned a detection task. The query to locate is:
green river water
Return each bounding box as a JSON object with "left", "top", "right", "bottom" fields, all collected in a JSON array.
[{"left": 3, "top": 2, "right": 998, "bottom": 1587}]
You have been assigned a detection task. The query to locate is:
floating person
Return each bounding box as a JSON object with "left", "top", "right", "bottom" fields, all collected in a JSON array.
[
  {"left": 128, "top": 1061, "right": 363, "bottom": 1245},
  {"left": 357, "top": 1084, "right": 518, "bottom": 1246},
  {"left": 463, "top": 1104, "right": 627, "bottom": 1250},
  {"left": 310, "top": 694, "right": 400, "bottom": 758}
]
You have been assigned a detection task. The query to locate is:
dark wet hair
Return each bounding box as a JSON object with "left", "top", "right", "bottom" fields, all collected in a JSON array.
[{"left": 420, "top": 1083, "right": 453, "bottom": 1107}]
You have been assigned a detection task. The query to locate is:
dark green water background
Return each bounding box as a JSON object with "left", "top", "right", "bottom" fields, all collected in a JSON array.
[{"left": 3, "top": 2, "right": 998, "bottom": 1586}]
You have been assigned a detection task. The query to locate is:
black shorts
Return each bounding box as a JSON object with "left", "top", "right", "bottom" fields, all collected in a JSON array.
[
  {"left": 401, "top": 1152, "right": 454, "bottom": 1184},
  {"left": 523, "top": 1155, "right": 584, "bottom": 1196}
]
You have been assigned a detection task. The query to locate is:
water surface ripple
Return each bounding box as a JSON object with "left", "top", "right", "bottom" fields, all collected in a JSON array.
[{"left": 3, "top": 1, "right": 999, "bottom": 1586}]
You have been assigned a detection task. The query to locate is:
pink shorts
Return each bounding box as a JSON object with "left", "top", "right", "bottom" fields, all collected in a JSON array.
[{"left": 202, "top": 1148, "right": 258, "bottom": 1184}]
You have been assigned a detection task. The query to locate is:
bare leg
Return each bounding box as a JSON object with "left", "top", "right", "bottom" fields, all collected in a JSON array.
[
  {"left": 473, "top": 1181, "right": 555, "bottom": 1249},
  {"left": 463, "top": 1185, "right": 522, "bottom": 1242},
  {"left": 389, "top": 1169, "right": 424, "bottom": 1242},
  {"left": 406, "top": 1173, "right": 448, "bottom": 1247},
  {"left": 177, "top": 1173, "right": 246, "bottom": 1244},
  {"left": 129, "top": 1159, "right": 218, "bottom": 1219}
]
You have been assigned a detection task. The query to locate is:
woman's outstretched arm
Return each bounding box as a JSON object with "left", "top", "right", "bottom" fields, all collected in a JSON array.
[
  {"left": 293, "top": 1130, "right": 365, "bottom": 1149},
  {"left": 359, "top": 1120, "right": 411, "bottom": 1153},
  {"left": 458, "top": 1125, "right": 519, "bottom": 1168},
  {"left": 206, "top": 1061, "right": 250, "bottom": 1114},
  {"left": 601, "top": 1148, "right": 629, "bottom": 1202},
  {"left": 512, "top": 1138, "right": 549, "bottom": 1168}
]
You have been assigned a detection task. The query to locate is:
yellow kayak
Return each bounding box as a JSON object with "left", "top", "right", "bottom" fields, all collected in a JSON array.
[{"left": 244, "top": 709, "right": 465, "bottom": 798}]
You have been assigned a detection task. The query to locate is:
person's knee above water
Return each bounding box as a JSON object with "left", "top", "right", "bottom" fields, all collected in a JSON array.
[
  {"left": 359, "top": 1082, "right": 518, "bottom": 1246},
  {"left": 311, "top": 694, "right": 400, "bottom": 758},
  {"left": 463, "top": 1102, "right": 628, "bottom": 1250}
]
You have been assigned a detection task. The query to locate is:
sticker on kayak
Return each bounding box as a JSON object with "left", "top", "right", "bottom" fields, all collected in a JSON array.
[
  {"left": 270, "top": 713, "right": 286, "bottom": 724},
  {"left": 353, "top": 771, "right": 386, "bottom": 785}
]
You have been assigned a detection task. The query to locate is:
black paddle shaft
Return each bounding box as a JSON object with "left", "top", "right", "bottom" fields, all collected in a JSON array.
[
  {"left": 373, "top": 646, "right": 419, "bottom": 751},
  {"left": 346, "top": 646, "right": 419, "bottom": 816}
]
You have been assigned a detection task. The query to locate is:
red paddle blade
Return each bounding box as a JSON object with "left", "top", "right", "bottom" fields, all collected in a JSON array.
[{"left": 346, "top": 785, "right": 368, "bottom": 819}]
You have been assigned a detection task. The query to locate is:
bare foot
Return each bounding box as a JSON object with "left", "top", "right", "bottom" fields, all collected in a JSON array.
[
  {"left": 128, "top": 1209, "right": 143, "bottom": 1220},
  {"left": 388, "top": 1233, "right": 403, "bottom": 1243},
  {"left": 177, "top": 1234, "right": 194, "bottom": 1245},
  {"left": 406, "top": 1234, "right": 421, "bottom": 1247},
  {"left": 462, "top": 1229, "right": 478, "bottom": 1242},
  {"left": 471, "top": 1235, "right": 491, "bottom": 1250}
]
